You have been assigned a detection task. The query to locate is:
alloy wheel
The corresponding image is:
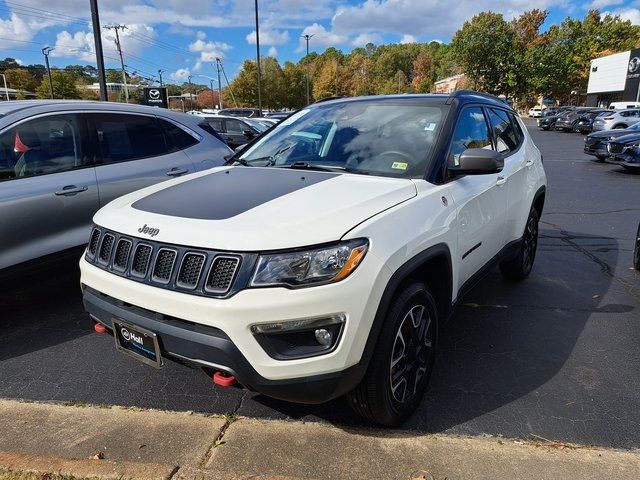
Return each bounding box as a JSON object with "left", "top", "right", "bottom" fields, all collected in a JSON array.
[
  {"left": 389, "top": 304, "right": 434, "bottom": 404},
  {"left": 522, "top": 216, "right": 538, "bottom": 273}
]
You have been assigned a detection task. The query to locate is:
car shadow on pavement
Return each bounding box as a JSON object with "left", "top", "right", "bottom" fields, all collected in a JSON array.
[
  {"left": 0, "top": 263, "right": 89, "bottom": 361},
  {"left": 243, "top": 229, "right": 632, "bottom": 440}
]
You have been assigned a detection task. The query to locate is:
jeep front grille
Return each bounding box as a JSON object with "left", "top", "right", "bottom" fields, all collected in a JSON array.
[
  {"left": 152, "top": 248, "right": 177, "bottom": 283},
  {"left": 131, "top": 244, "right": 152, "bottom": 277},
  {"left": 608, "top": 142, "right": 624, "bottom": 154},
  {"left": 85, "top": 227, "right": 248, "bottom": 298},
  {"left": 177, "top": 253, "right": 206, "bottom": 289},
  {"left": 205, "top": 256, "right": 240, "bottom": 293},
  {"left": 113, "top": 239, "right": 132, "bottom": 271},
  {"left": 98, "top": 233, "right": 115, "bottom": 264}
]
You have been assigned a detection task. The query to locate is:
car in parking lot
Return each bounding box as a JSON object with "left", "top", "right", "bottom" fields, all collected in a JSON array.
[
  {"left": 574, "top": 110, "right": 612, "bottom": 134},
  {"left": 593, "top": 109, "right": 640, "bottom": 131},
  {"left": 218, "top": 108, "right": 262, "bottom": 118},
  {"left": 0, "top": 100, "right": 230, "bottom": 277},
  {"left": 583, "top": 123, "right": 640, "bottom": 160},
  {"left": 528, "top": 107, "right": 545, "bottom": 118},
  {"left": 606, "top": 132, "right": 640, "bottom": 170},
  {"left": 80, "top": 91, "right": 546, "bottom": 426},
  {"left": 537, "top": 108, "right": 574, "bottom": 130},
  {"left": 203, "top": 115, "right": 268, "bottom": 149},
  {"left": 555, "top": 108, "right": 598, "bottom": 132}
]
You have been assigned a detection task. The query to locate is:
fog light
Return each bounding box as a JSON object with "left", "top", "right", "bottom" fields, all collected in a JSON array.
[
  {"left": 250, "top": 314, "right": 345, "bottom": 360},
  {"left": 314, "top": 328, "right": 332, "bottom": 346}
]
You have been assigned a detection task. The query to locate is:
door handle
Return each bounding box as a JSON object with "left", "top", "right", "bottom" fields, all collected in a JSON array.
[
  {"left": 55, "top": 185, "right": 88, "bottom": 196},
  {"left": 525, "top": 159, "right": 534, "bottom": 168},
  {"left": 166, "top": 167, "right": 189, "bottom": 177},
  {"left": 496, "top": 176, "right": 507, "bottom": 186}
]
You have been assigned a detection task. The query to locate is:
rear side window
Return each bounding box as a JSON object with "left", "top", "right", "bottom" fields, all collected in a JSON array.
[
  {"left": 207, "top": 118, "right": 224, "bottom": 132},
  {"left": 487, "top": 108, "right": 521, "bottom": 154},
  {"left": 158, "top": 119, "right": 198, "bottom": 151},
  {"left": 449, "top": 107, "right": 492, "bottom": 166},
  {"left": 0, "top": 114, "right": 83, "bottom": 181},
  {"left": 225, "top": 119, "right": 247, "bottom": 133},
  {"left": 91, "top": 113, "right": 167, "bottom": 163}
]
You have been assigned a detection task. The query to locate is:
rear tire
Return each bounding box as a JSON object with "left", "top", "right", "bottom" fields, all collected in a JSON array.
[
  {"left": 347, "top": 282, "right": 438, "bottom": 426},
  {"left": 499, "top": 208, "right": 539, "bottom": 281}
]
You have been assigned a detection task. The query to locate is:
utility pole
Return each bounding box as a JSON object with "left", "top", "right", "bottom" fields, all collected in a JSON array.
[
  {"left": 215, "top": 58, "right": 223, "bottom": 109},
  {"left": 89, "top": 0, "right": 107, "bottom": 101},
  {"left": 187, "top": 74, "right": 193, "bottom": 110},
  {"left": 42, "top": 46, "right": 54, "bottom": 99},
  {"left": 218, "top": 59, "right": 238, "bottom": 107},
  {"left": 105, "top": 24, "right": 129, "bottom": 102},
  {"left": 158, "top": 69, "right": 164, "bottom": 87},
  {"left": 301, "top": 34, "right": 313, "bottom": 105},
  {"left": 254, "top": 0, "right": 262, "bottom": 113}
]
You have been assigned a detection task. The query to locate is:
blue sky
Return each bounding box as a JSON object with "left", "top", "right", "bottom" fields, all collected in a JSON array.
[{"left": 0, "top": 0, "right": 639, "bottom": 84}]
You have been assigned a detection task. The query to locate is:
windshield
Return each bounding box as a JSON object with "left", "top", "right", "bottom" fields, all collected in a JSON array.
[
  {"left": 244, "top": 118, "right": 268, "bottom": 132},
  {"left": 238, "top": 99, "right": 445, "bottom": 178}
]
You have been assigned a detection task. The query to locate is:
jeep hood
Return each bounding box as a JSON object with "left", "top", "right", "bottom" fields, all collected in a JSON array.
[{"left": 93, "top": 166, "right": 418, "bottom": 251}]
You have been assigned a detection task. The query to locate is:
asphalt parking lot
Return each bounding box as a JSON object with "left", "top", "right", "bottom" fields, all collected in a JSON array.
[{"left": 1, "top": 119, "right": 639, "bottom": 449}]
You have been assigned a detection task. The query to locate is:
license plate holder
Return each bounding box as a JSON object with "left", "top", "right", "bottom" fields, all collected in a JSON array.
[{"left": 113, "top": 319, "right": 162, "bottom": 368}]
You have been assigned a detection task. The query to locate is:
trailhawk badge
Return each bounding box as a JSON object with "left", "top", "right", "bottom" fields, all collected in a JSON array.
[{"left": 138, "top": 224, "right": 160, "bottom": 237}]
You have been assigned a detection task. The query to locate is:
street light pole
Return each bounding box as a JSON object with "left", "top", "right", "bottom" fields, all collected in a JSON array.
[
  {"left": 89, "top": 0, "right": 107, "bottom": 101},
  {"left": 158, "top": 69, "right": 164, "bottom": 87},
  {"left": 301, "top": 34, "right": 313, "bottom": 105},
  {"left": 254, "top": 0, "right": 262, "bottom": 113},
  {"left": 42, "top": 46, "right": 54, "bottom": 99},
  {"left": 0, "top": 74, "right": 9, "bottom": 101},
  {"left": 187, "top": 74, "right": 193, "bottom": 110},
  {"left": 215, "top": 58, "right": 223, "bottom": 109}
]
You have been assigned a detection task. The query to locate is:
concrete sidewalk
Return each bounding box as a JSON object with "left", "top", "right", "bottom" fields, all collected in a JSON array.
[{"left": 0, "top": 398, "right": 638, "bottom": 480}]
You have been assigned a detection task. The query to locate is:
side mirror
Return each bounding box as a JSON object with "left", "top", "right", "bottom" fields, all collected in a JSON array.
[
  {"left": 243, "top": 130, "right": 255, "bottom": 138},
  {"left": 449, "top": 148, "right": 504, "bottom": 176}
]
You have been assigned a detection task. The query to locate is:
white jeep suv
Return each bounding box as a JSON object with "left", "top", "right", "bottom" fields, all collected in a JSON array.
[{"left": 80, "top": 92, "right": 546, "bottom": 425}]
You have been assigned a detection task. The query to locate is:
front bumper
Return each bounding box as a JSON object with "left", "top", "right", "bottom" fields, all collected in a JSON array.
[
  {"left": 83, "top": 286, "right": 365, "bottom": 403},
  {"left": 605, "top": 152, "right": 640, "bottom": 167},
  {"left": 583, "top": 141, "right": 607, "bottom": 157},
  {"left": 79, "top": 248, "right": 390, "bottom": 393}
]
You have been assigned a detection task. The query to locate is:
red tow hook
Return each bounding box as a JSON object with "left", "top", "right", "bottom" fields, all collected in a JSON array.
[
  {"left": 94, "top": 323, "right": 107, "bottom": 334},
  {"left": 213, "top": 371, "right": 237, "bottom": 387}
]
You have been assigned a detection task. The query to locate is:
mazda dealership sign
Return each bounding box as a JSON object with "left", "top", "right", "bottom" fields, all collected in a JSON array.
[{"left": 143, "top": 87, "right": 168, "bottom": 108}]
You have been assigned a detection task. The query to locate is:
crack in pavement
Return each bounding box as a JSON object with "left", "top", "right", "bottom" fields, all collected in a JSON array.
[
  {"left": 462, "top": 302, "right": 633, "bottom": 314},
  {"left": 540, "top": 219, "right": 639, "bottom": 298}
]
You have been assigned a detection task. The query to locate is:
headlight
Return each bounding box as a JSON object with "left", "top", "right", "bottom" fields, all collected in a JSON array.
[{"left": 250, "top": 239, "right": 368, "bottom": 287}]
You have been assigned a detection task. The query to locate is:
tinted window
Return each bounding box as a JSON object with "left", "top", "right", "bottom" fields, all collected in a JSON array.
[
  {"left": 449, "top": 107, "right": 492, "bottom": 166},
  {"left": 0, "top": 114, "right": 83, "bottom": 181},
  {"left": 487, "top": 108, "right": 519, "bottom": 153},
  {"left": 208, "top": 118, "right": 224, "bottom": 132},
  {"left": 509, "top": 113, "right": 525, "bottom": 145},
  {"left": 225, "top": 119, "right": 248, "bottom": 133},
  {"left": 159, "top": 119, "right": 198, "bottom": 151},
  {"left": 92, "top": 114, "right": 167, "bottom": 163}
]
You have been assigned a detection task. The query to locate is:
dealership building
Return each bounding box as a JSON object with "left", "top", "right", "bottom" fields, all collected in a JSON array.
[{"left": 587, "top": 49, "right": 640, "bottom": 107}]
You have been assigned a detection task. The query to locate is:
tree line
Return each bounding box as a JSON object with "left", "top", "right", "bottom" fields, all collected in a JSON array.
[{"left": 1, "top": 9, "right": 638, "bottom": 109}]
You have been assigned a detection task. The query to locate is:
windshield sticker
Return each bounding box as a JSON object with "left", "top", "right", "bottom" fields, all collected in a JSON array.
[
  {"left": 391, "top": 162, "right": 408, "bottom": 170},
  {"left": 424, "top": 122, "right": 437, "bottom": 131}
]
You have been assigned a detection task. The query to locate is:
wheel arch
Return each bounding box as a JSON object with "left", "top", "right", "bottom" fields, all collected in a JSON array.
[
  {"left": 357, "top": 243, "right": 453, "bottom": 374},
  {"left": 532, "top": 185, "right": 546, "bottom": 218}
]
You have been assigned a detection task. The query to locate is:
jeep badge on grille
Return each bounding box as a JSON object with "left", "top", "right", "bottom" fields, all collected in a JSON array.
[{"left": 138, "top": 224, "right": 160, "bottom": 237}]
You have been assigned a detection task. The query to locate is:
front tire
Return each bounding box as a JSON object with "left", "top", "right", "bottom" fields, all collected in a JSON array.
[
  {"left": 347, "top": 282, "right": 438, "bottom": 426},
  {"left": 499, "top": 208, "right": 540, "bottom": 281}
]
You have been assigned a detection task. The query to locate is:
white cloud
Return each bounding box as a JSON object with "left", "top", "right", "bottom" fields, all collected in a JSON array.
[
  {"left": 50, "top": 24, "right": 157, "bottom": 65},
  {"left": 352, "top": 32, "right": 382, "bottom": 47},
  {"left": 400, "top": 34, "right": 417, "bottom": 44},
  {"left": 246, "top": 27, "right": 290, "bottom": 46},
  {"left": 590, "top": 0, "right": 624, "bottom": 8},
  {"left": 188, "top": 32, "right": 232, "bottom": 71},
  {"left": 170, "top": 68, "right": 190, "bottom": 82},
  {"left": 0, "top": 14, "right": 40, "bottom": 49},
  {"left": 297, "top": 23, "right": 348, "bottom": 51},
  {"left": 603, "top": 7, "right": 640, "bottom": 24},
  {"left": 268, "top": 46, "right": 278, "bottom": 57}
]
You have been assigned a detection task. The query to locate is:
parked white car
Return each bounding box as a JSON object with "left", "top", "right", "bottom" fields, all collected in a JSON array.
[
  {"left": 80, "top": 92, "right": 546, "bottom": 426},
  {"left": 592, "top": 109, "right": 640, "bottom": 131},
  {"left": 528, "top": 107, "right": 545, "bottom": 118}
]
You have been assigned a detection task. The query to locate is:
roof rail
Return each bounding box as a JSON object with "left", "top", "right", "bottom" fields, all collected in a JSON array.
[{"left": 445, "top": 89, "right": 506, "bottom": 105}]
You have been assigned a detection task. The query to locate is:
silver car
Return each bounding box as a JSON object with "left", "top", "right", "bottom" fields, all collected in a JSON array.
[
  {"left": 592, "top": 109, "right": 640, "bottom": 131},
  {"left": 0, "top": 100, "right": 231, "bottom": 274}
]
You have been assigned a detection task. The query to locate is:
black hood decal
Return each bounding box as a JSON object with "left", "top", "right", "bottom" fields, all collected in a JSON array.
[{"left": 132, "top": 167, "right": 338, "bottom": 220}]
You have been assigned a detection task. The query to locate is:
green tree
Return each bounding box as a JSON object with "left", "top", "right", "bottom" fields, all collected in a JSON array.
[
  {"left": 451, "top": 12, "right": 519, "bottom": 95},
  {"left": 282, "top": 61, "right": 307, "bottom": 107},
  {"left": 35, "top": 70, "right": 80, "bottom": 99},
  {"left": 4, "top": 68, "right": 37, "bottom": 93}
]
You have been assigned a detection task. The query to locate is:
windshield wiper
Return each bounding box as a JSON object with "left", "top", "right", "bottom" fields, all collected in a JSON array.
[{"left": 273, "top": 161, "right": 347, "bottom": 172}]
